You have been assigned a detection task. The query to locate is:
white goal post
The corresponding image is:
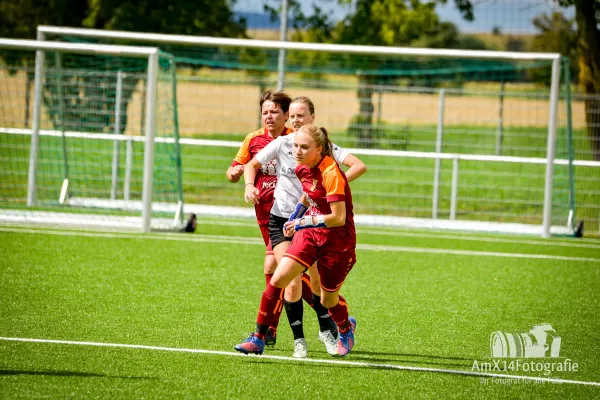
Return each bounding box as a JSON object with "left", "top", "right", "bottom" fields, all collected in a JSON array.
[
  {"left": 0, "top": 38, "right": 162, "bottom": 232},
  {"left": 36, "top": 26, "right": 564, "bottom": 238}
]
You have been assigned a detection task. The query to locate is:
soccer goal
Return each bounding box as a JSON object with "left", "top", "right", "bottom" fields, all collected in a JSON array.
[
  {"left": 34, "top": 26, "right": 582, "bottom": 237},
  {"left": 0, "top": 38, "right": 184, "bottom": 232}
]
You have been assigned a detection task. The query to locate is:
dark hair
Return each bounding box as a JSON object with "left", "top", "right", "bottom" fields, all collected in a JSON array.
[
  {"left": 291, "top": 96, "right": 315, "bottom": 115},
  {"left": 260, "top": 90, "right": 292, "bottom": 113},
  {"left": 298, "top": 124, "right": 332, "bottom": 157}
]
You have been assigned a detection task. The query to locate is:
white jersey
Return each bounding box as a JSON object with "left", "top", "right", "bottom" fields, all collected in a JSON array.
[{"left": 256, "top": 132, "right": 349, "bottom": 218}]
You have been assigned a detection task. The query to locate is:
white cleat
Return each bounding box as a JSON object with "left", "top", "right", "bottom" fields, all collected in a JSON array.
[
  {"left": 318, "top": 330, "right": 338, "bottom": 356},
  {"left": 293, "top": 338, "right": 308, "bottom": 358}
]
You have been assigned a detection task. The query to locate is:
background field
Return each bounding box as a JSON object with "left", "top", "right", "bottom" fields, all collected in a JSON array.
[{"left": 1, "top": 222, "right": 599, "bottom": 398}]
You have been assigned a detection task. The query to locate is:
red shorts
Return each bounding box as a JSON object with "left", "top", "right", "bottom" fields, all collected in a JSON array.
[
  {"left": 259, "top": 224, "right": 274, "bottom": 255},
  {"left": 283, "top": 228, "right": 356, "bottom": 292}
]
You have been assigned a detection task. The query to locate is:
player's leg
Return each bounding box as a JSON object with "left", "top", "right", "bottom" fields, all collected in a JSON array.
[
  {"left": 306, "top": 262, "right": 339, "bottom": 355},
  {"left": 259, "top": 223, "right": 281, "bottom": 345},
  {"left": 263, "top": 253, "right": 281, "bottom": 346},
  {"left": 271, "top": 213, "right": 308, "bottom": 357},
  {"left": 317, "top": 246, "right": 357, "bottom": 357},
  {"left": 234, "top": 257, "right": 309, "bottom": 355}
]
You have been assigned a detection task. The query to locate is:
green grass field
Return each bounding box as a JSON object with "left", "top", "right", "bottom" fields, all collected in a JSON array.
[{"left": 1, "top": 221, "right": 599, "bottom": 398}]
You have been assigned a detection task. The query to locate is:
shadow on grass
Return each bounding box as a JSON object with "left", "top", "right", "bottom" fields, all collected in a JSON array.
[
  {"left": 240, "top": 349, "right": 476, "bottom": 369},
  {"left": 0, "top": 368, "right": 158, "bottom": 380}
]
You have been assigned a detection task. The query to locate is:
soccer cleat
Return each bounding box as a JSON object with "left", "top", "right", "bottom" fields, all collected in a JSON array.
[
  {"left": 265, "top": 328, "right": 277, "bottom": 347},
  {"left": 234, "top": 335, "right": 265, "bottom": 355},
  {"left": 337, "top": 316, "right": 356, "bottom": 357},
  {"left": 318, "top": 330, "right": 338, "bottom": 356},
  {"left": 293, "top": 338, "right": 308, "bottom": 358},
  {"left": 328, "top": 317, "right": 339, "bottom": 340}
]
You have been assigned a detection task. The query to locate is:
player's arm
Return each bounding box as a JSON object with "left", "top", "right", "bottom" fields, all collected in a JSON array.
[
  {"left": 227, "top": 134, "right": 253, "bottom": 183},
  {"left": 243, "top": 158, "right": 262, "bottom": 204},
  {"left": 332, "top": 142, "right": 366, "bottom": 183},
  {"left": 226, "top": 164, "right": 244, "bottom": 183},
  {"left": 284, "top": 200, "right": 345, "bottom": 233},
  {"left": 341, "top": 153, "right": 367, "bottom": 183}
]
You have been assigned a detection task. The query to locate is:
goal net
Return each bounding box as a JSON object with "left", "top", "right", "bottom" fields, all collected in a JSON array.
[
  {"left": 13, "top": 27, "right": 591, "bottom": 236},
  {"left": 0, "top": 39, "right": 184, "bottom": 232}
]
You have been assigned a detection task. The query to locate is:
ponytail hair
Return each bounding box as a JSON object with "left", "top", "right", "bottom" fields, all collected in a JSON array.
[{"left": 298, "top": 124, "right": 332, "bottom": 157}]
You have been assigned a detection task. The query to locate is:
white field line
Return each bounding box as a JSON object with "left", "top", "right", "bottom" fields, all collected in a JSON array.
[
  {"left": 1, "top": 226, "right": 600, "bottom": 263},
  {"left": 0, "top": 337, "right": 598, "bottom": 387},
  {"left": 196, "top": 219, "right": 600, "bottom": 249}
]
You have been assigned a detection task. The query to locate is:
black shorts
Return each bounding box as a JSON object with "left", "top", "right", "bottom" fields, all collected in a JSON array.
[{"left": 268, "top": 213, "right": 292, "bottom": 249}]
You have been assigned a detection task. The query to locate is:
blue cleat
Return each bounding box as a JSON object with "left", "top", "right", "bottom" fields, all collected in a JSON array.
[
  {"left": 235, "top": 335, "right": 265, "bottom": 355},
  {"left": 337, "top": 316, "right": 356, "bottom": 357},
  {"left": 265, "top": 328, "right": 277, "bottom": 347}
]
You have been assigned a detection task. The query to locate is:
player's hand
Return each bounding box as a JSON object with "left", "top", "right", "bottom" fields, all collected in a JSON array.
[
  {"left": 283, "top": 220, "right": 296, "bottom": 237},
  {"left": 244, "top": 184, "right": 260, "bottom": 204},
  {"left": 231, "top": 165, "right": 244, "bottom": 180}
]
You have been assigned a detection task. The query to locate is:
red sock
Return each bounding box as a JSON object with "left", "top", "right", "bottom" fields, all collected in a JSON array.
[
  {"left": 328, "top": 295, "right": 350, "bottom": 333},
  {"left": 264, "top": 273, "right": 281, "bottom": 332},
  {"left": 301, "top": 272, "right": 315, "bottom": 308},
  {"left": 265, "top": 273, "right": 273, "bottom": 286},
  {"left": 256, "top": 283, "right": 284, "bottom": 339}
]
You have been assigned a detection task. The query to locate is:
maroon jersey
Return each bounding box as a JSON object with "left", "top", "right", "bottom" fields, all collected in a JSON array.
[
  {"left": 231, "top": 127, "right": 292, "bottom": 226},
  {"left": 295, "top": 155, "right": 356, "bottom": 243}
]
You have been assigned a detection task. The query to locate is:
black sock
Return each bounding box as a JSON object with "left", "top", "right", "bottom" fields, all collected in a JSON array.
[
  {"left": 284, "top": 299, "right": 304, "bottom": 340},
  {"left": 312, "top": 293, "right": 337, "bottom": 337}
]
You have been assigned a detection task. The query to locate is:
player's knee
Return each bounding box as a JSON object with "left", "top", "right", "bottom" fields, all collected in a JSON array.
[
  {"left": 263, "top": 256, "right": 277, "bottom": 274},
  {"left": 320, "top": 294, "right": 338, "bottom": 309}
]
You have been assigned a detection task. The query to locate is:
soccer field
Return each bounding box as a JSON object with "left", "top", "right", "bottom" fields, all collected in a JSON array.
[{"left": 1, "top": 221, "right": 599, "bottom": 398}]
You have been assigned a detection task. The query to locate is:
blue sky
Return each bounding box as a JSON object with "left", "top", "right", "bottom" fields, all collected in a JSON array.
[{"left": 233, "top": 0, "right": 573, "bottom": 34}]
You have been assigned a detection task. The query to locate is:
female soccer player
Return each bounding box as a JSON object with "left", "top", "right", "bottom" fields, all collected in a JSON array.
[
  {"left": 226, "top": 89, "right": 293, "bottom": 344},
  {"left": 242, "top": 97, "right": 365, "bottom": 357},
  {"left": 236, "top": 124, "right": 358, "bottom": 357}
]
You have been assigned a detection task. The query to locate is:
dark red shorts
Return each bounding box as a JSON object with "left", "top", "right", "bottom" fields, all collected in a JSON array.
[
  {"left": 283, "top": 228, "right": 356, "bottom": 292},
  {"left": 259, "top": 224, "right": 274, "bottom": 255}
]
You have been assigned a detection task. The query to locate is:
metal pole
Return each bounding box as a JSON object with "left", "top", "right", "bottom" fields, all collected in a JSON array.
[
  {"left": 376, "top": 86, "right": 383, "bottom": 127},
  {"left": 170, "top": 57, "right": 185, "bottom": 225},
  {"left": 432, "top": 88, "right": 445, "bottom": 219},
  {"left": 55, "top": 53, "right": 69, "bottom": 185},
  {"left": 542, "top": 57, "right": 561, "bottom": 238},
  {"left": 495, "top": 81, "right": 505, "bottom": 156},
  {"left": 450, "top": 156, "right": 459, "bottom": 220},
  {"left": 27, "top": 31, "right": 46, "bottom": 206},
  {"left": 564, "top": 58, "right": 575, "bottom": 231},
  {"left": 276, "top": 0, "right": 289, "bottom": 91},
  {"left": 124, "top": 136, "right": 133, "bottom": 201},
  {"left": 111, "top": 70, "right": 123, "bottom": 200},
  {"left": 141, "top": 52, "right": 159, "bottom": 233}
]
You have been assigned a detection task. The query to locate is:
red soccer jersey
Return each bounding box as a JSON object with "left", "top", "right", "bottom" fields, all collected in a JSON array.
[
  {"left": 231, "top": 127, "right": 292, "bottom": 226},
  {"left": 295, "top": 155, "right": 356, "bottom": 242}
]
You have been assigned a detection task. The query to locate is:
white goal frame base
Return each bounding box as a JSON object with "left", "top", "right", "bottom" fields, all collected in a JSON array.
[{"left": 0, "top": 200, "right": 573, "bottom": 237}]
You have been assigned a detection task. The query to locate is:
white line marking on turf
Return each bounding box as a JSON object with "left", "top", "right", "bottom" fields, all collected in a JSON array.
[
  {"left": 198, "top": 219, "right": 600, "bottom": 249},
  {"left": 0, "top": 337, "right": 598, "bottom": 387},
  {"left": 2, "top": 227, "right": 600, "bottom": 263}
]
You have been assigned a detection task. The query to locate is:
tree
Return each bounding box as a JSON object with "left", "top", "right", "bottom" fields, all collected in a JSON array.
[
  {"left": 1, "top": 0, "right": 248, "bottom": 134},
  {"left": 529, "top": 12, "right": 578, "bottom": 87},
  {"left": 265, "top": 0, "right": 474, "bottom": 147},
  {"left": 557, "top": 0, "right": 600, "bottom": 160},
  {"left": 0, "top": 0, "right": 88, "bottom": 126}
]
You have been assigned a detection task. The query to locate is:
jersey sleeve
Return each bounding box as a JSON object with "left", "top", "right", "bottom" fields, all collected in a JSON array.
[
  {"left": 322, "top": 164, "right": 346, "bottom": 203},
  {"left": 231, "top": 134, "right": 253, "bottom": 166},
  {"left": 331, "top": 142, "right": 349, "bottom": 165},
  {"left": 255, "top": 137, "right": 281, "bottom": 166}
]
